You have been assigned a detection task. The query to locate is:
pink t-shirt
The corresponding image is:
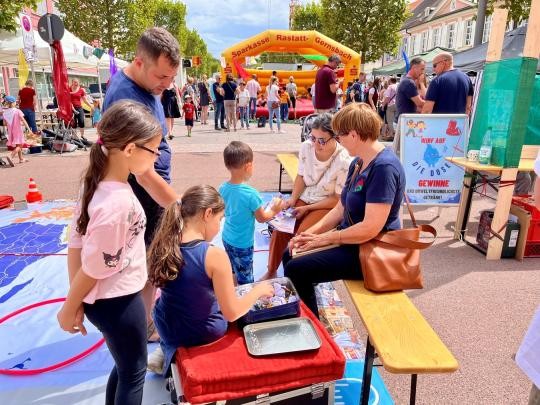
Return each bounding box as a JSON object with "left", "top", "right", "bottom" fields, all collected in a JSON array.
[{"left": 68, "top": 182, "right": 148, "bottom": 304}]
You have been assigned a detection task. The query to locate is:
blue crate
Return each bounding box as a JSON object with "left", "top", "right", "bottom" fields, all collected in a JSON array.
[{"left": 236, "top": 277, "right": 300, "bottom": 326}]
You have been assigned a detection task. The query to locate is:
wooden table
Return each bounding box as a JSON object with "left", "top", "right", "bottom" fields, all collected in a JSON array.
[{"left": 446, "top": 147, "right": 538, "bottom": 259}]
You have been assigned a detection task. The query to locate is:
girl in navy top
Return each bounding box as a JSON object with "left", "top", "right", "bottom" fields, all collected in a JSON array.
[{"left": 147, "top": 185, "right": 273, "bottom": 375}]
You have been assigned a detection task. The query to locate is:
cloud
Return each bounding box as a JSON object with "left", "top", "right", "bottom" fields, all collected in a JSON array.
[{"left": 183, "top": 0, "right": 291, "bottom": 57}]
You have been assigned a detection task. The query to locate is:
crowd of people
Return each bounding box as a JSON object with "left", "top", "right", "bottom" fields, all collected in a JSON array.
[{"left": 1, "top": 23, "right": 537, "bottom": 405}]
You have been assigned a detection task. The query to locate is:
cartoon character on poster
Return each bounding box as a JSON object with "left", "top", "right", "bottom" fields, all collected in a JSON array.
[{"left": 400, "top": 114, "right": 468, "bottom": 205}]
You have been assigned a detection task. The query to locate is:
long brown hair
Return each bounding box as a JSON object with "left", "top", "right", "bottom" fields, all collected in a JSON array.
[
  {"left": 148, "top": 185, "right": 225, "bottom": 288},
  {"left": 76, "top": 100, "right": 162, "bottom": 235}
]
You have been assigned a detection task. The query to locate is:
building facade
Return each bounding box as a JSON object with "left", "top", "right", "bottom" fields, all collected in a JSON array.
[{"left": 365, "top": 0, "right": 498, "bottom": 74}]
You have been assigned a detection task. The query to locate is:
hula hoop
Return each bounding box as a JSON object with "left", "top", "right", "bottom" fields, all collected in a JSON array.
[{"left": 0, "top": 297, "right": 105, "bottom": 376}]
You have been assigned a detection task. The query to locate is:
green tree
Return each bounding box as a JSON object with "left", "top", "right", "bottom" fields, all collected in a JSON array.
[
  {"left": 320, "top": 0, "right": 408, "bottom": 64},
  {"left": 487, "top": 0, "right": 531, "bottom": 24},
  {"left": 291, "top": 2, "right": 324, "bottom": 32},
  {"left": 0, "top": 0, "right": 39, "bottom": 32},
  {"left": 57, "top": 0, "right": 130, "bottom": 52}
]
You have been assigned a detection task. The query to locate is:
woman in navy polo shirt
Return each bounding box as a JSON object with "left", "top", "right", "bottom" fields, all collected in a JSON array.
[{"left": 282, "top": 102, "right": 405, "bottom": 316}]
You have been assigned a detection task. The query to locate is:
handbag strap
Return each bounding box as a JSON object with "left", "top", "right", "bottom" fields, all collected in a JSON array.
[
  {"left": 343, "top": 159, "right": 437, "bottom": 249},
  {"left": 374, "top": 224, "right": 437, "bottom": 250},
  {"left": 309, "top": 150, "right": 339, "bottom": 187}
]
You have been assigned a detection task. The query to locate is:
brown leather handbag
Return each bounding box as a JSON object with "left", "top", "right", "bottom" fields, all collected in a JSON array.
[{"left": 345, "top": 162, "right": 437, "bottom": 292}]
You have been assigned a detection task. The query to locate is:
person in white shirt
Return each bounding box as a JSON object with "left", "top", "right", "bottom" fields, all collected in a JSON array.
[
  {"left": 516, "top": 153, "right": 540, "bottom": 405},
  {"left": 246, "top": 74, "right": 261, "bottom": 121},
  {"left": 262, "top": 113, "right": 352, "bottom": 280},
  {"left": 286, "top": 76, "right": 298, "bottom": 119},
  {"left": 266, "top": 76, "right": 285, "bottom": 133},
  {"left": 237, "top": 81, "right": 251, "bottom": 129}
]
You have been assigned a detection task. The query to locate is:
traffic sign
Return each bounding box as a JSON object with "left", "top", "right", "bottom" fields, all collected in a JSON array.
[{"left": 37, "top": 14, "right": 65, "bottom": 44}]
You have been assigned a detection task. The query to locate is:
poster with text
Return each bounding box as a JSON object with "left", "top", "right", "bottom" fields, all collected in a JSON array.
[{"left": 400, "top": 114, "right": 468, "bottom": 205}]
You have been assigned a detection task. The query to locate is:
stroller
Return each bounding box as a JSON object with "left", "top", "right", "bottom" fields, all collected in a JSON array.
[{"left": 298, "top": 113, "right": 319, "bottom": 143}]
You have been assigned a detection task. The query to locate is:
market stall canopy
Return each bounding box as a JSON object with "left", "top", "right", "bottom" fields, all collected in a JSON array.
[
  {"left": 372, "top": 47, "right": 454, "bottom": 76},
  {"left": 0, "top": 24, "right": 127, "bottom": 70},
  {"left": 453, "top": 25, "right": 540, "bottom": 72}
]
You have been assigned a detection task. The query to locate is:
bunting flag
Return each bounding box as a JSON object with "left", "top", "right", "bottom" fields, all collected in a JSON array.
[
  {"left": 18, "top": 49, "right": 29, "bottom": 89},
  {"left": 232, "top": 58, "right": 249, "bottom": 80},
  {"left": 51, "top": 40, "right": 72, "bottom": 124},
  {"left": 93, "top": 47, "right": 105, "bottom": 59},
  {"left": 109, "top": 49, "right": 118, "bottom": 77},
  {"left": 402, "top": 49, "right": 410, "bottom": 73}
]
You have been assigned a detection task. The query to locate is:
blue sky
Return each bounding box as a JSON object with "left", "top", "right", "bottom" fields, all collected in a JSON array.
[{"left": 183, "top": 0, "right": 292, "bottom": 57}]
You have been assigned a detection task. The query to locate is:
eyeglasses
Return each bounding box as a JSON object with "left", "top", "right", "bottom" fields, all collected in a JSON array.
[
  {"left": 135, "top": 144, "right": 161, "bottom": 157},
  {"left": 432, "top": 59, "right": 448, "bottom": 68},
  {"left": 309, "top": 134, "right": 333, "bottom": 146},
  {"left": 334, "top": 131, "right": 350, "bottom": 143}
]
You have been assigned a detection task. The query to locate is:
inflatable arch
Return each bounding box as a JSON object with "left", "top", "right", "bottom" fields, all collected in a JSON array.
[{"left": 220, "top": 30, "right": 361, "bottom": 93}]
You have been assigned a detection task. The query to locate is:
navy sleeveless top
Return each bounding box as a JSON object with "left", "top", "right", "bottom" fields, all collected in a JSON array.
[{"left": 153, "top": 240, "right": 228, "bottom": 375}]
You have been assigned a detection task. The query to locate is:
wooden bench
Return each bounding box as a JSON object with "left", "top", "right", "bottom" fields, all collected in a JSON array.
[
  {"left": 343, "top": 280, "right": 459, "bottom": 405},
  {"left": 276, "top": 153, "right": 298, "bottom": 193}
]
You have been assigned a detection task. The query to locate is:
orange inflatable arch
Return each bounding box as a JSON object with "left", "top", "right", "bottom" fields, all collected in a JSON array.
[{"left": 220, "top": 30, "right": 361, "bottom": 94}]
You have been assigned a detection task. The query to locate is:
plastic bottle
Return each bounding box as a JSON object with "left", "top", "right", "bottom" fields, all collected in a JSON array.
[{"left": 479, "top": 127, "right": 493, "bottom": 165}]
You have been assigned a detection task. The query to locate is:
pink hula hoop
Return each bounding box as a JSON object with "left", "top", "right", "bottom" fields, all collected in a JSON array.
[{"left": 0, "top": 297, "right": 105, "bottom": 376}]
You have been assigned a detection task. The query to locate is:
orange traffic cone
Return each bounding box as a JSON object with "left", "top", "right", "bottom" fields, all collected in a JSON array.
[{"left": 26, "top": 178, "right": 43, "bottom": 203}]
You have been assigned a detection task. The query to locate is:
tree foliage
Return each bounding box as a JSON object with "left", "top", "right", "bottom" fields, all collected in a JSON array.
[
  {"left": 487, "top": 0, "right": 531, "bottom": 24},
  {"left": 291, "top": 2, "right": 324, "bottom": 32},
  {"left": 320, "top": 0, "right": 408, "bottom": 63},
  {"left": 0, "top": 0, "right": 39, "bottom": 32},
  {"left": 57, "top": 0, "right": 130, "bottom": 52},
  {"left": 57, "top": 0, "right": 216, "bottom": 76}
]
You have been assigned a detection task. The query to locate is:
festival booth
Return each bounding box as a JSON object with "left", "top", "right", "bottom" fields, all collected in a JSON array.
[
  {"left": 444, "top": 1, "right": 540, "bottom": 260},
  {"left": 220, "top": 30, "right": 361, "bottom": 118}
]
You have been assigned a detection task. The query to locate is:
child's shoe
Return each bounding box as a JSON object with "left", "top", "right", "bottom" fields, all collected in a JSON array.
[{"left": 147, "top": 346, "right": 165, "bottom": 374}]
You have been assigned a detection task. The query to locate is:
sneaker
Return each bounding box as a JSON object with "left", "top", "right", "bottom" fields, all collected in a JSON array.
[
  {"left": 215, "top": 126, "right": 221, "bottom": 131},
  {"left": 279, "top": 130, "right": 287, "bottom": 134},
  {"left": 147, "top": 346, "right": 164, "bottom": 374},
  {"left": 270, "top": 129, "right": 275, "bottom": 133}
]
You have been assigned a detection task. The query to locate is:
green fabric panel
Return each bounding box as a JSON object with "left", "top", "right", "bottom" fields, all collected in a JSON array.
[
  {"left": 373, "top": 47, "right": 452, "bottom": 75},
  {"left": 302, "top": 55, "right": 327, "bottom": 61},
  {"left": 468, "top": 57, "right": 538, "bottom": 167},
  {"left": 525, "top": 74, "right": 540, "bottom": 146}
]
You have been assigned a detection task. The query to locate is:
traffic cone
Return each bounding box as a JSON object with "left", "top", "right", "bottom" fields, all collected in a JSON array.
[{"left": 26, "top": 178, "right": 43, "bottom": 203}]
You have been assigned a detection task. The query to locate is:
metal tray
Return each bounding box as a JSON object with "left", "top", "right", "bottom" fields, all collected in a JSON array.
[{"left": 243, "top": 317, "right": 321, "bottom": 356}]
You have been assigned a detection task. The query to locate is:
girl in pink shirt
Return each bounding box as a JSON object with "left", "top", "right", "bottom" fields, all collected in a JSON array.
[
  {"left": 3, "top": 95, "right": 31, "bottom": 163},
  {"left": 57, "top": 100, "right": 164, "bottom": 405}
]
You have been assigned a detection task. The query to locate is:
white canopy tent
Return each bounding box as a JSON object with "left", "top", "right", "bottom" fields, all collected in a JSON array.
[{"left": 0, "top": 23, "right": 128, "bottom": 70}]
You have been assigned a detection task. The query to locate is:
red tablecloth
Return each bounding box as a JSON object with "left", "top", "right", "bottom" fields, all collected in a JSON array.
[{"left": 177, "top": 302, "right": 345, "bottom": 404}]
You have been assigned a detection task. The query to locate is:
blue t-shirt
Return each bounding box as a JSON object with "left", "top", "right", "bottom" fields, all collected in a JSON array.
[
  {"left": 212, "top": 82, "right": 224, "bottom": 103},
  {"left": 395, "top": 76, "right": 419, "bottom": 122},
  {"left": 222, "top": 81, "right": 237, "bottom": 100},
  {"left": 219, "top": 182, "right": 263, "bottom": 248},
  {"left": 340, "top": 149, "right": 405, "bottom": 231},
  {"left": 425, "top": 69, "right": 474, "bottom": 114},
  {"left": 103, "top": 70, "right": 171, "bottom": 182},
  {"left": 352, "top": 82, "right": 364, "bottom": 102}
]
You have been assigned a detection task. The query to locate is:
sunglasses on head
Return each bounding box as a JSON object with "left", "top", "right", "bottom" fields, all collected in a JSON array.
[{"left": 309, "top": 134, "right": 333, "bottom": 146}]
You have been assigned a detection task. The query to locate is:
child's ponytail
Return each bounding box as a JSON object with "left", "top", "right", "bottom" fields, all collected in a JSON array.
[
  {"left": 148, "top": 185, "right": 225, "bottom": 288},
  {"left": 148, "top": 201, "right": 184, "bottom": 288},
  {"left": 76, "top": 143, "right": 108, "bottom": 235}
]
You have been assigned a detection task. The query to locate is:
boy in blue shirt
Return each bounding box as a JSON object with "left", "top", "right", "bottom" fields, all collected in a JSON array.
[{"left": 219, "top": 141, "right": 282, "bottom": 284}]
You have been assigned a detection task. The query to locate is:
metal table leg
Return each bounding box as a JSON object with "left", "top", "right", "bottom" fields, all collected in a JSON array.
[{"left": 360, "top": 337, "right": 375, "bottom": 405}]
